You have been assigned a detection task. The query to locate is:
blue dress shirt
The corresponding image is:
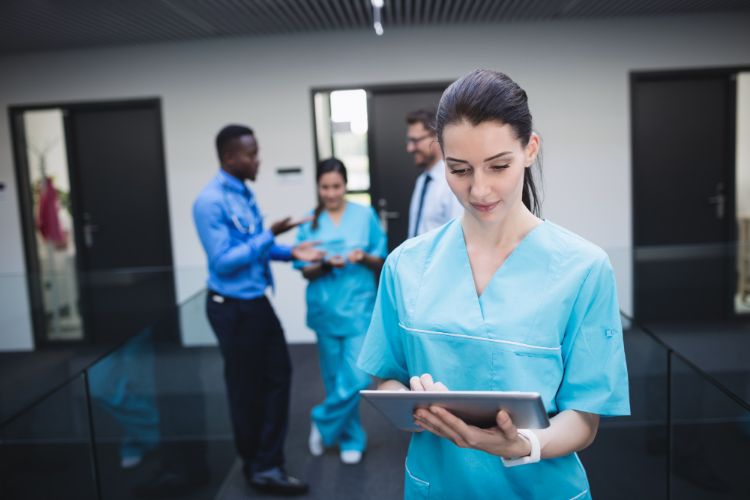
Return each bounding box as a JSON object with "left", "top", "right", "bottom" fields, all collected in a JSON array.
[{"left": 193, "top": 169, "right": 292, "bottom": 299}]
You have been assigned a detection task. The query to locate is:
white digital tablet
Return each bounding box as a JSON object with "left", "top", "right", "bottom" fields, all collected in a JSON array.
[{"left": 360, "top": 390, "right": 550, "bottom": 431}]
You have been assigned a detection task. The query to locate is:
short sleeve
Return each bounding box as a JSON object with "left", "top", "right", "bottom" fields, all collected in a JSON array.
[
  {"left": 556, "top": 255, "right": 631, "bottom": 416},
  {"left": 357, "top": 252, "right": 409, "bottom": 383},
  {"left": 366, "top": 207, "right": 388, "bottom": 258},
  {"left": 292, "top": 221, "right": 311, "bottom": 270}
]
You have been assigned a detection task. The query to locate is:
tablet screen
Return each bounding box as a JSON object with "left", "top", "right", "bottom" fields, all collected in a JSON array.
[{"left": 360, "top": 390, "right": 550, "bottom": 431}]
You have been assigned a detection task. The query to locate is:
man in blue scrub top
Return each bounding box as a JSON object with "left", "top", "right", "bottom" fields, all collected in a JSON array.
[{"left": 193, "top": 124, "right": 322, "bottom": 496}]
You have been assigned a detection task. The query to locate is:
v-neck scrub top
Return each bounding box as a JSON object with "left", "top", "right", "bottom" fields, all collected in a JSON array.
[
  {"left": 358, "top": 219, "right": 630, "bottom": 500},
  {"left": 295, "top": 202, "right": 387, "bottom": 338}
]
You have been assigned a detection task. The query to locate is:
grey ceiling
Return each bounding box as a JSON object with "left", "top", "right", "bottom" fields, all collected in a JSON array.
[{"left": 1, "top": 0, "right": 749, "bottom": 54}]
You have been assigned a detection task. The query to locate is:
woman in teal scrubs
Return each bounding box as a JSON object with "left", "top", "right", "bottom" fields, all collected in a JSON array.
[
  {"left": 358, "top": 70, "right": 630, "bottom": 499},
  {"left": 296, "top": 158, "right": 387, "bottom": 464}
]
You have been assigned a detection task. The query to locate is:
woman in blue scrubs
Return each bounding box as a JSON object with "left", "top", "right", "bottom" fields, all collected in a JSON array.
[
  {"left": 296, "top": 158, "right": 387, "bottom": 464},
  {"left": 358, "top": 70, "right": 630, "bottom": 499}
]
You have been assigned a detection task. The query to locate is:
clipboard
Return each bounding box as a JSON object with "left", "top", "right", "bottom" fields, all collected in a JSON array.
[
  {"left": 315, "top": 238, "right": 356, "bottom": 258},
  {"left": 360, "top": 390, "right": 550, "bottom": 431}
]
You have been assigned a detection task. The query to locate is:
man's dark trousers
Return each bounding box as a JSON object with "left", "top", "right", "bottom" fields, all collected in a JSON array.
[{"left": 206, "top": 292, "right": 292, "bottom": 476}]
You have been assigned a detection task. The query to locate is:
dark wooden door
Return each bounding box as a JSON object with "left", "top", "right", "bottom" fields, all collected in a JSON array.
[
  {"left": 65, "top": 102, "right": 176, "bottom": 344},
  {"left": 368, "top": 88, "right": 445, "bottom": 251},
  {"left": 632, "top": 74, "right": 736, "bottom": 322}
]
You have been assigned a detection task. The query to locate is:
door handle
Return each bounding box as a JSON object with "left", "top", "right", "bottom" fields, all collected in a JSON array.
[
  {"left": 83, "top": 223, "right": 98, "bottom": 248},
  {"left": 708, "top": 182, "right": 725, "bottom": 220},
  {"left": 377, "top": 198, "right": 399, "bottom": 232},
  {"left": 707, "top": 194, "right": 725, "bottom": 219}
]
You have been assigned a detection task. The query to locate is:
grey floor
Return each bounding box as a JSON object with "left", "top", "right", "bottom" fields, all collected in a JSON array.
[
  {"left": 3, "top": 319, "right": 747, "bottom": 499},
  {"left": 214, "top": 345, "right": 410, "bottom": 500}
]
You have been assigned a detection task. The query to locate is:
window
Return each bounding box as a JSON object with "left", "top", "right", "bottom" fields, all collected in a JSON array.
[{"left": 313, "top": 89, "right": 371, "bottom": 206}]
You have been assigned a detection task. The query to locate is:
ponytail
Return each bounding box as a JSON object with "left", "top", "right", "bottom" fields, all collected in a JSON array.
[{"left": 312, "top": 203, "right": 325, "bottom": 230}]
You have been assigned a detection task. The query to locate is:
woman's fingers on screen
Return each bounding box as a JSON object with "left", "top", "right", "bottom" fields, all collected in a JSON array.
[
  {"left": 410, "top": 373, "right": 448, "bottom": 392},
  {"left": 433, "top": 381, "right": 449, "bottom": 392},
  {"left": 419, "top": 373, "right": 435, "bottom": 390}
]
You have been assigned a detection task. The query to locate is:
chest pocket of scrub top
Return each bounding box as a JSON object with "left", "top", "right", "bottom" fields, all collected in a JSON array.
[
  {"left": 401, "top": 325, "right": 496, "bottom": 390},
  {"left": 490, "top": 342, "right": 563, "bottom": 411},
  {"left": 401, "top": 324, "right": 563, "bottom": 410}
]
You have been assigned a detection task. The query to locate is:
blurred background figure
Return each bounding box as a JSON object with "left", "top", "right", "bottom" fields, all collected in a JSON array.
[
  {"left": 193, "top": 124, "right": 322, "bottom": 496},
  {"left": 89, "top": 329, "right": 160, "bottom": 470},
  {"left": 295, "top": 158, "right": 387, "bottom": 465},
  {"left": 405, "top": 109, "right": 463, "bottom": 237}
]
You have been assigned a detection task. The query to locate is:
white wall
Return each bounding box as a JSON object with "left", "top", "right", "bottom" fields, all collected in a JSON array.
[
  {"left": 2, "top": 13, "right": 750, "bottom": 349},
  {"left": 738, "top": 73, "right": 750, "bottom": 218}
]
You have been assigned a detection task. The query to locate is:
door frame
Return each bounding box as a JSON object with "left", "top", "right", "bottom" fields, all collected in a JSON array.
[
  {"left": 630, "top": 65, "right": 750, "bottom": 321},
  {"left": 8, "top": 97, "right": 172, "bottom": 348},
  {"left": 309, "top": 81, "right": 452, "bottom": 208}
]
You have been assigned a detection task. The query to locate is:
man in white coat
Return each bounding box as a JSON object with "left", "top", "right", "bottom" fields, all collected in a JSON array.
[{"left": 405, "top": 109, "right": 463, "bottom": 237}]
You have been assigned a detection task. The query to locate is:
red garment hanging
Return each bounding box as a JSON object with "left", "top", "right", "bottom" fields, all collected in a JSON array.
[{"left": 37, "top": 177, "right": 67, "bottom": 248}]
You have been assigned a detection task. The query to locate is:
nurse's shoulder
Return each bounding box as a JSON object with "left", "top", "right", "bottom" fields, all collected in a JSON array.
[
  {"left": 299, "top": 208, "right": 316, "bottom": 229},
  {"left": 542, "top": 221, "right": 614, "bottom": 279},
  {"left": 383, "top": 219, "right": 457, "bottom": 278},
  {"left": 345, "top": 200, "right": 376, "bottom": 222}
]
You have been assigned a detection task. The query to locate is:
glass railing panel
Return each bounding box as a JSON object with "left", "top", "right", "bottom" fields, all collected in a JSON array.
[
  {"left": 670, "top": 352, "right": 750, "bottom": 499},
  {"left": 0, "top": 267, "right": 200, "bottom": 349},
  {"left": 614, "top": 238, "right": 750, "bottom": 436},
  {"left": 0, "top": 373, "right": 98, "bottom": 500},
  {"left": 86, "top": 292, "right": 234, "bottom": 499},
  {"left": 640, "top": 317, "right": 750, "bottom": 410},
  {"left": 579, "top": 316, "right": 670, "bottom": 499},
  {"left": 0, "top": 268, "right": 208, "bottom": 424},
  {"left": 76, "top": 267, "right": 179, "bottom": 346}
]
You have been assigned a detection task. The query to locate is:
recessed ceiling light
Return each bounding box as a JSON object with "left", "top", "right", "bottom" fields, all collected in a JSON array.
[{"left": 371, "top": 0, "right": 384, "bottom": 36}]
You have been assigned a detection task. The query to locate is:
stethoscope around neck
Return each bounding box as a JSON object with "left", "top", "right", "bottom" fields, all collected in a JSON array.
[{"left": 219, "top": 176, "right": 260, "bottom": 234}]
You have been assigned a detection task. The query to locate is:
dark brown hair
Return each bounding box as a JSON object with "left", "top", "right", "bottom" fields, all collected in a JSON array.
[
  {"left": 405, "top": 108, "right": 437, "bottom": 134},
  {"left": 436, "top": 69, "right": 542, "bottom": 216},
  {"left": 312, "top": 158, "right": 348, "bottom": 230}
]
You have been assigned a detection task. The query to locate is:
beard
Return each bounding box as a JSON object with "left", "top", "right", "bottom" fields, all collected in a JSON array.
[{"left": 414, "top": 152, "right": 435, "bottom": 169}]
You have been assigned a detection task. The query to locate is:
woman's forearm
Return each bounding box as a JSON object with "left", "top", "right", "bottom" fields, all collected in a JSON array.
[
  {"left": 361, "top": 254, "right": 384, "bottom": 273},
  {"left": 532, "top": 410, "right": 599, "bottom": 459}
]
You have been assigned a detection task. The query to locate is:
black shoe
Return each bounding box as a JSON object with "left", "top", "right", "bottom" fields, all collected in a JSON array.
[{"left": 248, "top": 468, "right": 309, "bottom": 496}]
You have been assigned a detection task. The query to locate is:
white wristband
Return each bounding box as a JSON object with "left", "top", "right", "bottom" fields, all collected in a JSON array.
[{"left": 501, "top": 429, "right": 541, "bottom": 468}]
